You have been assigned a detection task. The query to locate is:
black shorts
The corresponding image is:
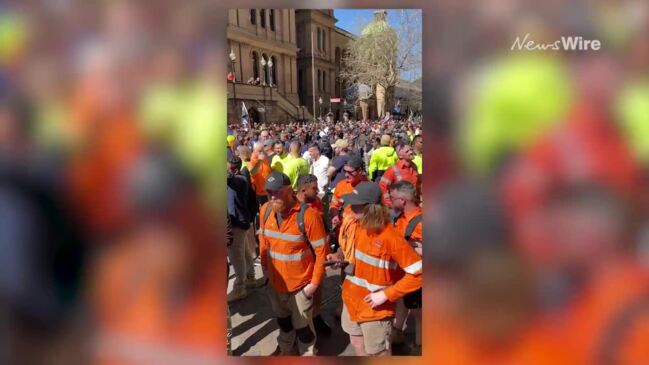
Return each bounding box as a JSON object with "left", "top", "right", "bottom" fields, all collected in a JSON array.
[{"left": 403, "top": 288, "right": 421, "bottom": 309}]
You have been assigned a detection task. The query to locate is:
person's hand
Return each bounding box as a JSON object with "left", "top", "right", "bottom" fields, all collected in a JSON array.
[
  {"left": 326, "top": 252, "right": 344, "bottom": 268},
  {"left": 364, "top": 291, "right": 389, "bottom": 308},
  {"left": 302, "top": 283, "right": 318, "bottom": 298},
  {"left": 331, "top": 215, "right": 340, "bottom": 227}
]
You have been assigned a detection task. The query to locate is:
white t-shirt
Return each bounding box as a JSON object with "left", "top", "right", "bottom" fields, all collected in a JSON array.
[{"left": 310, "top": 155, "right": 330, "bottom": 193}]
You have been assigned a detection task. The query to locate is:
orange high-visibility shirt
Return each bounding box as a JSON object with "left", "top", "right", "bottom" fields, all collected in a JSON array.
[
  {"left": 258, "top": 201, "right": 328, "bottom": 292},
  {"left": 331, "top": 176, "right": 367, "bottom": 215},
  {"left": 342, "top": 223, "right": 422, "bottom": 323},
  {"left": 247, "top": 154, "right": 271, "bottom": 196},
  {"left": 379, "top": 160, "right": 421, "bottom": 206},
  {"left": 394, "top": 206, "right": 423, "bottom": 243}
]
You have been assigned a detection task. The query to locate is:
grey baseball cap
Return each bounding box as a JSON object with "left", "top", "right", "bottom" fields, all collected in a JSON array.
[
  {"left": 342, "top": 181, "right": 382, "bottom": 206},
  {"left": 265, "top": 171, "right": 291, "bottom": 191}
]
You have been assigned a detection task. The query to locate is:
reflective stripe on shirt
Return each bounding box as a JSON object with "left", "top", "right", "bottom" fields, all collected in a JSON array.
[
  {"left": 345, "top": 275, "right": 388, "bottom": 292},
  {"left": 403, "top": 260, "right": 422, "bottom": 274},
  {"left": 310, "top": 237, "right": 326, "bottom": 248},
  {"left": 262, "top": 229, "right": 305, "bottom": 242},
  {"left": 355, "top": 249, "right": 397, "bottom": 270},
  {"left": 268, "top": 249, "right": 312, "bottom": 262},
  {"left": 392, "top": 165, "right": 402, "bottom": 181}
]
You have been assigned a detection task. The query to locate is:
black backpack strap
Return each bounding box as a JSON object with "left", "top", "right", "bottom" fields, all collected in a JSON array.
[
  {"left": 259, "top": 203, "right": 272, "bottom": 234},
  {"left": 405, "top": 214, "right": 423, "bottom": 241},
  {"left": 322, "top": 188, "right": 332, "bottom": 233},
  {"left": 597, "top": 294, "right": 649, "bottom": 365},
  {"left": 297, "top": 202, "right": 308, "bottom": 237}
]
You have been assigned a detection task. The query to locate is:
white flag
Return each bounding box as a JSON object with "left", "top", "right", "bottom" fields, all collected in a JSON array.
[{"left": 241, "top": 102, "right": 249, "bottom": 128}]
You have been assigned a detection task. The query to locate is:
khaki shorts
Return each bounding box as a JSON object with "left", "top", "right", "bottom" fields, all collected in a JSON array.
[
  {"left": 267, "top": 285, "right": 314, "bottom": 330},
  {"left": 341, "top": 305, "right": 392, "bottom": 355}
]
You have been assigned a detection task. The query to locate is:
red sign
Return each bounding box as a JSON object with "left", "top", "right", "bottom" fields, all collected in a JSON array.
[{"left": 330, "top": 98, "right": 341, "bottom": 103}]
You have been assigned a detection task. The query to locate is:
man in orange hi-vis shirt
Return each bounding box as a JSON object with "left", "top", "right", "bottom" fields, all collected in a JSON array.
[
  {"left": 258, "top": 171, "right": 328, "bottom": 355},
  {"left": 378, "top": 141, "right": 421, "bottom": 207},
  {"left": 248, "top": 141, "right": 272, "bottom": 206},
  {"left": 339, "top": 181, "right": 422, "bottom": 356},
  {"left": 390, "top": 180, "right": 423, "bottom": 350},
  {"left": 330, "top": 154, "right": 367, "bottom": 225}
]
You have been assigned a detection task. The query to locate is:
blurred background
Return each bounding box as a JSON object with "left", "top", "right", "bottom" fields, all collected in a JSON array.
[{"left": 2, "top": 0, "right": 649, "bottom": 364}]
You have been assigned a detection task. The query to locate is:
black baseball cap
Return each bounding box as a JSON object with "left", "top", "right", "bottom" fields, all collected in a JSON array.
[
  {"left": 342, "top": 181, "right": 382, "bottom": 206},
  {"left": 346, "top": 153, "right": 364, "bottom": 170},
  {"left": 265, "top": 171, "right": 291, "bottom": 191},
  {"left": 228, "top": 155, "right": 242, "bottom": 170}
]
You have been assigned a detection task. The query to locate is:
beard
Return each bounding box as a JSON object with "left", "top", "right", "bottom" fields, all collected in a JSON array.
[{"left": 270, "top": 199, "right": 286, "bottom": 214}]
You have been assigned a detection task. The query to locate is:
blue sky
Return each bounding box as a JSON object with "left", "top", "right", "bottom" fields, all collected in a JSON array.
[
  {"left": 333, "top": 9, "right": 422, "bottom": 81},
  {"left": 334, "top": 9, "right": 418, "bottom": 36}
]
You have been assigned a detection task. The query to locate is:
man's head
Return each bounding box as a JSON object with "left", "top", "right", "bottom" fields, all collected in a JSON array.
[
  {"left": 280, "top": 131, "right": 288, "bottom": 142},
  {"left": 236, "top": 145, "right": 251, "bottom": 161},
  {"left": 334, "top": 139, "right": 348, "bottom": 155},
  {"left": 264, "top": 139, "right": 275, "bottom": 154},
  {"left": 290, "top": 140, "right": 302, "bottom": 156},
  {"left": 380, "top": 134, "right": 391, "bottom": 146},
  {"left": 297, "top": 174, "right": 319, "bottom": 201},
  {"left": 273, "top": 141, "right": 285, "bottom": 156},
  {"left": 412, "top": 135, "right": 423, "bottom": 153},
  {"left": 390, "top": 180, "right": 417, "bottom": 212},
  {"left": 396, "top": 142, "right": 414, "bottom": 161},
  {"left": 372, "top": 137, "right": 381, "bottom": 149},
  {"left": 253, "top": 141, "right": 264, "bottom": 153},
  {"left": 259, "top": 129, "right": 270, "bottom": 142},
  {"left": 265, "top": 171, "right": 294, "bottom": 214},
  {"left": 344, "top": 154, "right": 365, "bottom": 184},
  {"left": 308, "top": 143, "right": 321, "bottom": 160},
  {"left": 227, "top": 155, "right": 242, "bottom": 174}
]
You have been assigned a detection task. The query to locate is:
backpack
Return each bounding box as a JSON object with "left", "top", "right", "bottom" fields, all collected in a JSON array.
[
  {"left": 261, "top": 200, "right": 308, "bottom": 234},
  {"left": 405, "top": 214, "right": 423, "bottom": 241}
]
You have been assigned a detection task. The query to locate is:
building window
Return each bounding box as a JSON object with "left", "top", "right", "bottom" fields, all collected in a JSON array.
[
  {"left": 250, "top": 9, "right": 256, "bottom": 25},
  {"left": 317, "top": 28, "right": 321, "bottom": 50},
  {"left": 322, "top": 31, "right": 326, "bottom": 52},
  {"left": 262, "top": 54, "right": 269, "bottom": 84},
  {"left": 271, "top": 56, "right": 277, "bottom": 87},
  {"left": 269, "top": 10, "right": 275, "bottom": 31},
  {"left": 298, "top": 69, "right": 304, "bottom": 94},
  {"left": 317, "top": 70, "right": 321, "bottom": 91},
  {"left": 323, "top": 71, "right": 327, "bottom": 92},
  {"left": 252, "top": 52, "right": 259, "bottom": 80},
  {"left": 260, "top": 9, "right": 266, "bottom": 28}
]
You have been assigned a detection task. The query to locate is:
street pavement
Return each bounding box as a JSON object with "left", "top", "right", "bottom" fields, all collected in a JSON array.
[{"left": 228, "top": 263, "right": 420, "bottom": 356}]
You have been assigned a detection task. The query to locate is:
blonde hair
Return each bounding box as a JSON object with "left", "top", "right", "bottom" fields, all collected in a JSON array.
[{"left": 360, "top": 203, "right": 391, "bottom": 232}]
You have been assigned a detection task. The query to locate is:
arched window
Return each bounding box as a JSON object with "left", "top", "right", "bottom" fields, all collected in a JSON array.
[
  {"left": 271, "top": 56, "right": 277, "bottom": 87},
  {"left": 262, "top": 54, "right": 269, "bottom": 84},
  {"left": 250, "top": 9, "right": 256, "bottom": 25},
  {"left": 317, "top": 28, "right": 321, "bottom": 50},
  {"left": 317, "top": 70, "right": 321, "bottom": 91},
  {"left": 252, "top": 52, "right": 259, "bottom": 80},
  {"left": 260, "top": 9, "right": 266, "bottom": 28},
  {"left": 269, "top": 10, "right": 275, "bottom": 31}
]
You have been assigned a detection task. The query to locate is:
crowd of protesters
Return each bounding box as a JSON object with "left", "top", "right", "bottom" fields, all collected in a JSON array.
[{"left": 226, "top": 114, "right": 424, "bottom": 355}]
